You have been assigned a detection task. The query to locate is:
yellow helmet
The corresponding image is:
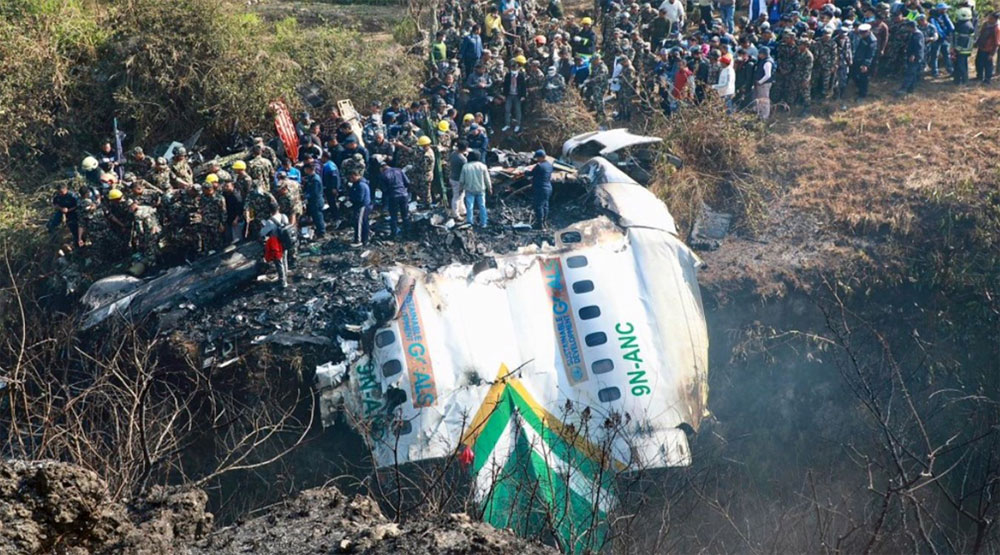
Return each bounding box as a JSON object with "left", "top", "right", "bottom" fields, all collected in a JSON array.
[
  {"left": 514, "top": 55, "right": 527, "bottom": 65},
  {"left": 232, "top": 160, "right": 247, "bottom": 171},
  {"left": 463, "top": 113, "right": 475, "bottom": 122},
  {"left": 417, "top": 136, "right": 432, "bottom": 147},
  {"left": 581, "top": 17, "right": 593, "bottom": 25},
  {"left": 205, "top": 173, "right": 219, "bottom": 184},
  {"left": 437, "top": 120, "right": 450, "bottom": 132},
  {"left": 108, "top": 189, "right": 123, "bottom": 200}
]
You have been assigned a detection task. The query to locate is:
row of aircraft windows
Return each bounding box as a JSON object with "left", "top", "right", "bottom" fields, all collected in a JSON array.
[{"left": 568, "top": 255, "right": 623, "bottom": 404}]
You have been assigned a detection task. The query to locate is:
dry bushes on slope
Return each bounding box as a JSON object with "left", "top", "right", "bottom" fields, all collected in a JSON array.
[{"left": 645, "top": 99, "right": 780, "bottom": 238}]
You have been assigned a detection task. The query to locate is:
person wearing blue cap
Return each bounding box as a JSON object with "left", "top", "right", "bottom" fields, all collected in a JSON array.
[
  {"left": 930, "top": 2, "right": 955, "bottom": 76},
  {"left": 527, "top": 150, "right": 553, "bottom": 230}
]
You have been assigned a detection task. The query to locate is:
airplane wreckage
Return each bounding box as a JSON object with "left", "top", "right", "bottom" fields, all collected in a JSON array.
[
  {"left": 81, "top": 151, "right": 709, "bottom": 551},
  {"left": 316, "top": 158, "right": 708, "bottom": 550}
]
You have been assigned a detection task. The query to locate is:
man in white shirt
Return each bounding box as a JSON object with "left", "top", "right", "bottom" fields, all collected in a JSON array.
[
  {"left": 712, "top": 55, "right": 737, "bottom": 111},
  {"left": 754, "top": 47, "right": 775, "bottom": 120},
  {"left": 659, "top": 0, "right": 685, "bottom": 33}
]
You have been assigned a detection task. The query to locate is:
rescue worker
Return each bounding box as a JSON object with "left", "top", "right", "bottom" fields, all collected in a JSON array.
[
  {"left": 528, "top": 150, "right": 553, "bottom": 230},
  {"left": 951, "top": 5, "right": 975, "bottom": 84},
  {"left": 792, "top": 37, "right": 815, "bottom": 115},
  {"left": 412, "top": 135, "right": 436, "bottom": 205},
  {"left": 347, "top": 169, "right": 372, "bottom": 247},
  {"left": 853, "top": 24, "right": 879, "bottom": 98},
  {"left": 170, "top": 147, "right": 194, "bottom": 190},
  {"left": 380, "top": 159, "right": 411, "bottom": 238},
  {"left": 199, "top": 179, "right": 227, "bottom": 253},
  {"left": 898, "top": 19, "right": 926, "bottom": 94},
  {"left": 129, "top": 201, "right": 161, "bottom": 273}
]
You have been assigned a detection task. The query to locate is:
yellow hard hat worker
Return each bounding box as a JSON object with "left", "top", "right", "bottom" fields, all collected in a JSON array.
[
  {"left": 514, "top": 55, "right": 527, "bottom": 65},
  {"left": 463, "top": 113, "right": 475, "bottom": 122},
  {"left": 205, "top": 173, "right": 219, "bottom": 184},
  {"left": 108, "top": 188, "right": 123, "bottom": 200},
  {"left": 437, "top": 120, "right": 450, "bottom": 132},
  {"left": 417, "top": 136, "right": 432, "bottom": 147},
  {"left": 581, "top": 17, "right": 593, "bottom": 25},
  {"left": 232, "top": 160, "right": 247, "bottom": 171}
]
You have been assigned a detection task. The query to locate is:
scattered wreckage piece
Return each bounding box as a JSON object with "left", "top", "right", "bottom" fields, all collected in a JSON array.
[
  {"left": 689, "top": 203, "right": 733, "bottom": 252},
  {"left": 316, "top": 157, "right": 708, "bottom": 549},
  {"left": 487, "top": 149, "right": 579, "bottom": 193},
  {"left": 80, "top": 242, "right": 263, "bottom": 330},
  {"left": 561, "top": 128, "right": 681, "bottom": 184}
]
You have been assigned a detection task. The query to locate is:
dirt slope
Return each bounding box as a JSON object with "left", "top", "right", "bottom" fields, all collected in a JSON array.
[{"left": 699, "top": 82, "right": 1000, "bottom": 298}]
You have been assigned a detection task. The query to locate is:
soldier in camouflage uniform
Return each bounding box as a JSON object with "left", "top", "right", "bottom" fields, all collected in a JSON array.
[
  {"left": 176, "top": 185, "right": 203, "bottom": 255},
  {"left": 124, "top": 173, "right": 161, "bottom": 207},
  {"left": 811, "top": 27, "right": 838, "bottom": 100},
  {"left": 833, "top": 27, "right": 853, "bottom": 107},
  {"left": 544, "top": 66, "right": 567, "bottom": 103},
  {"left": 411, "top": 136, "right": 436, "bottom": 205},
  {"left": 483, "top": 50, "right": 507, "bottom": 96},
  {"left": 276, "top": 175, "right": 304, "bottom": 227},
  {"left": 885, "top": 11, "right": 908, "bottom": 76},
  {"left": 127, "top": 147, "right": 155, "bottom": 181},
  {"left": 199, "top": 182, "right": 227, "bottom": 253},
  {"left": 232, "top": 161, "right": 254, "bottom": 199},
  {"left": 617, "top": 57, "right": 638, "bottom": 121},
  {"left": 341, "top": 153, "right": 367, "bottom": 182},
  {"left": 129, "top": 201, "right": 161, "bottom": 271},
  {"left": 247, "top": 146, "right": 276, "bottom": 192},
  {"left": 169, "top": 147, "right": 195, "bottom": 190},
  {"left": 208, "top": 160, "right": 233, "bottom": 184},
  {"left": 106, "top": 190, "right": 134, "bottom": 244},
  {"left": 79, "top": 190, "right": 110, "bottom": 255},
  {"left": 151, "top": 157, "right": 172, "bottom": 191},
  {"left": 526, "top": 59, "right": 547, "bottom": 101},
  {"left": 773, "top": 32, "right": 799, "bottom": 105},
  {"left": 791, "top": 37, "right": 815, "bottom": 116},
  {"left": 253, "top": 137, "right": 279, "bottom": 167},
  {"left": 244, "top": 182, "right": 279, "bottom": 240},
  {"left": 586, "top": 54, "right": 610, "bottom": 122}
]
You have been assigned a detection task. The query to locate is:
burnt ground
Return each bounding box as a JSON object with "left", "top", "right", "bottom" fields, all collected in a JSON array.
[{"left": 181, "top": 186, "right": 591, "bottom": 359}]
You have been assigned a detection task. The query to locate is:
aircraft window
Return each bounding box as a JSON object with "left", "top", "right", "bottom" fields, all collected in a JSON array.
[
  {"left": 566, "top": 255, "right": 588, "bottom": 268},
  {"left": 561, "top": 231, "right": 582, "bottom": 244},
  {"left": 375, "top": 330, "right": 396, "bottom": 348},
  {"left": 382, "top": 359, "right": 402, "bottom": 377},
  {"left": 572, "top": 280, "right": 595, "bottom": 294},
  {"left": 592, "top": 359, "right": 614, "bottom": 374},
  {"left": 585, "top": 332, "right": 607, "bottom": 346},
  {"left": 385, "top": 387, "right": 407, "bottom": 412},
  {"left": 598, "top": 387, "right": 621, "bottom": 402},
  {"left": 579, "top": 305, "right": 601, "bottom": 320}
]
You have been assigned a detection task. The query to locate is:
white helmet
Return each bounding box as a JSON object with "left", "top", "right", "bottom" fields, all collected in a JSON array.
[
  {"left": 956, "top": 6, "right": 973, "bottom": 20},
  {"left": 81, "top": 156, "right": 99, "bottom": 171}
]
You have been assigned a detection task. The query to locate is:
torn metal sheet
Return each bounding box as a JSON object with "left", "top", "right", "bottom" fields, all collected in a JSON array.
[
  {"left": 315, "top": 157, "right": 708, "bottom": 548},
  {"left": 561, "top": 128, "right": 664, "bottom": 160},
  {"left": 80, "top": 242, "right": 263, "bottom": 330}
]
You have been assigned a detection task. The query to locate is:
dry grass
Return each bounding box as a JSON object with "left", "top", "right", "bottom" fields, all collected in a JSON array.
[{"left": 698, "top": 83, "right": 1000, "bottom": 298}]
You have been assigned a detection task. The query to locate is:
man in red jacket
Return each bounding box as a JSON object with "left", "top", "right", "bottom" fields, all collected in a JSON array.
[{"left": 975, "top": 12, "right": 1000, "bottom": 84}]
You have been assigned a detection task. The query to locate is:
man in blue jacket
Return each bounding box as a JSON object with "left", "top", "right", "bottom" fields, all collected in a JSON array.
[
  {"left": 527, "top": 150, "right": 553, "bottom": 230},
  {"left": 460, "top": 24, "right": 484, "bottom": 77},
  {"left": 930, "top": 3, "right": 955, "bottom": 76},
  {"left": 378, "top": 160, "right": 411, "bottom": 238},
  {"left": 852, "top": 24, "right": 879, "bottom": 98},
  {"left": 320, "top": 151, "right": 341, "bottom": 218},
  {"left": 347, "top": 169, "right": 372, "bottom": 247},
  {"left": 897, "top": 20, "right": 925, "bottom": 94},
  {"left": 302, "top": 162, "right": 326, "bottom": 239}
]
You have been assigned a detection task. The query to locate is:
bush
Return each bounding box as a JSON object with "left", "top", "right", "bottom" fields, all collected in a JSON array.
[
  {"left": 391, "top": 17, "right": 421, "bottom": 46},
  {"left": 646, "top": 99, "right": 778, "bottom": 238},
  {"left": 519, "top": 88, "right": 599, "bottom": 157}
]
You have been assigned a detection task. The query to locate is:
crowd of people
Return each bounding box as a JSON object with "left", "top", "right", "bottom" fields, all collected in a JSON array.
[{"left": 48, "top": 0, "right": 1000, "bottom": 286}]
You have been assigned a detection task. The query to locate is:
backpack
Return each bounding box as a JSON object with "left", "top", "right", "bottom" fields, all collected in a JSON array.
[{"left": 277, "top": 223, "right": 298, "bottom": 250}]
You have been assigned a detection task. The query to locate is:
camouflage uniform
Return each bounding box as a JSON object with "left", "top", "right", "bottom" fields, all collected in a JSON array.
[
  {"left": 587, "top": 60, "right": 610, "bottom": 121},
  {"left": 545, "top": 72, "right": 567, "bottom": 103},
  {"left": 106, "top": 198, "right": 134, "bottom": 241},
  {"left": 277, "top": 179, "right": 304, "bottom": 220},
  {"left": 834, "top": 32, "right": 854, "bottom": 100},
  {"left": 412, "top": 147, "right": 436, "bottom": 204},
  {"left": 127, "top": 181, "right": 161, "bottom": 207},
  {"left": 617, "top": 63, "right": 637, "bottom": 120},
  {"left": 811, "top": 36, "right": 838, "bottom": 100},
  {"left": 127, "top": 157, "right": 155, "bottom": 181},
  {"left": 151, "top": 167, "right": 172, "bottom": 191},
  {"left": 791, "top": 45, "right": 814, "bottom": 109},
  {"left": 341, "top": 153, "right": 367, "bottom": 179},
  {"left": 131, "top": 205, "right": 161, "bottom": 267},
  {"left": 485, "top": 57, "right": 507, "bottom": 95},
  {"left": 526, "top": 66, "right": 547, "bottom": 101},
  {"left": 260, "top": 144, "right": 279, "bottom": 167},
  {"left": 247, "top": 156, "right": 275, "bottom": 192},
  {"left": 169, "top": 160, "right": 194, "bottom": 189},
  {"left": 245, "top": 187, "right": 279, "bottom": 238},
  {"left": 199, "top": 191, "right": 227, "bottom": 252},
  {"left": 234, "top": 173, "right": 254, "bottom": 200},
  {"left": 886, "top": 18, "right": 908, "bottom": 75},
  {"left": 773, "top": 38, "right": 798, "bottom": 104},
  {"left": 213, "top": 168, "right": 234, "bottom": 184},
  {"left": 176, "top": 191, "right": 203, "bottom": 252},
  {"left": 79, "top": 198, "right": 111, "bottom": 254}
]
